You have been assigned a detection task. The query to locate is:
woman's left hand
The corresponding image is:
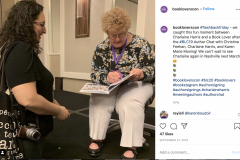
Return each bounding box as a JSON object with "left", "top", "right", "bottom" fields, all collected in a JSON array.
[{"left": 129, "top": 68, "right": 144, "bottom": 81}]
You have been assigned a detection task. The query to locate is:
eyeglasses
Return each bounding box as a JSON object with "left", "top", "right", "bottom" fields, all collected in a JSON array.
[
  {"left": 108, "top": 32, "right": 127, "bottom": 40},
  {"left": 33, "top": 22, "right": 45, "bottom": 30}
]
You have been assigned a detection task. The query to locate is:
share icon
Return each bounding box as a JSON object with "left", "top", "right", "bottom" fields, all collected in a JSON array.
[{"left": 181, "top": 123, "right": 187, "bottom": 129}]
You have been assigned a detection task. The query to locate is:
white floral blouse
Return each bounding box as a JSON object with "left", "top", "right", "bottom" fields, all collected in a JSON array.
[{"left": 91, "top": 33, "right": 155, "bottom": 85}]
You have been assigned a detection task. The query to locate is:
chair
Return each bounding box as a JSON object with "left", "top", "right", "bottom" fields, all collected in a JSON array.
[{"left": 107, "top": 44, "right": 155, "bottom": 150}]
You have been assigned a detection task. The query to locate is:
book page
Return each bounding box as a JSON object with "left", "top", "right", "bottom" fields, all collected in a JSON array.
[
  {"left": 109, "top": 73, "right": 134, "bottom": 87},
  {"left": 80, "top": 83, "right": 109, "bottom": 93}
]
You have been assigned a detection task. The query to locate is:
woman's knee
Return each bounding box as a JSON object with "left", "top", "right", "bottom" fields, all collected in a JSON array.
[
  {"left": 89, "top": 97, "right": 115, "bottom": 114},
  {"left": 142, "top": 82, "right": 154, "bottom": 98},
  {"left": 119, "top": 82, "right": 153, "bottom": 102},
  {"left": 116, "top": 100, "right": 145, "bottom": 116}
]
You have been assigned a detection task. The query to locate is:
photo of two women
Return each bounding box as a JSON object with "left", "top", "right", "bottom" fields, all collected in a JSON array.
[{"left": 0, "top": 0, "right": 155, "bottom": 159}]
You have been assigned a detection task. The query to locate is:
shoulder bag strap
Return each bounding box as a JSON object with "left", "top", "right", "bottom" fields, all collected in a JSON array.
[{"left": 0, "top": 41, "right": 39, "bottom": 127}]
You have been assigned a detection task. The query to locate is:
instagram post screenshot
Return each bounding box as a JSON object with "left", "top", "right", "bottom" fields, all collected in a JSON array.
[
  {"left": 156, "top": 0, "right": 240, "bottom": 159},
  {"left": 0, "top": 0, "right": 155, "bottom": 159}
]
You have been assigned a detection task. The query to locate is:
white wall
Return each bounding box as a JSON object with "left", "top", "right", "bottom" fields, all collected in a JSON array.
[
  {"left": 64, "top": 0, "right": 105, "bottom": 74},
  {"left": 136, "top": 0, "right": 155, "bottom": 44},
  {"left": 1, "top": 0, "right": 15, "bottom": 23},
  {"left": 115, "top": 0, "right": 138, "bottom": 34},
  {"left": 0, "top": 0, "right": 3, "bottom": 28},
  {"left": 50, "top": 0, "right": 60, "bottom": 53},
  {"left": 36, "top": 0, "right": 45, "bottom": 63},
  {"left": 144, "top": 0, "right": 155, "bottom": 44}
]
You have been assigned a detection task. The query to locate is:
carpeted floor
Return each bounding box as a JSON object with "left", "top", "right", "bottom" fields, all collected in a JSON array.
[{"left": 42, "top": 90, "right": 155, "bottom": 159}]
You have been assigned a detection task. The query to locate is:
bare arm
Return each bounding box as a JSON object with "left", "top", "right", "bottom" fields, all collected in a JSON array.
[
  {"left": 12, "top": 81, "right": 69, "bottom": 121},
  {"left": 53, "top": 99, "right": 60, "bottom": 106}
]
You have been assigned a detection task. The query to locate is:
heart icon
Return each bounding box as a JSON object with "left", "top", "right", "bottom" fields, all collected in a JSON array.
[{"left": 159, "top": 123, "right": 166, "bottom": 129}]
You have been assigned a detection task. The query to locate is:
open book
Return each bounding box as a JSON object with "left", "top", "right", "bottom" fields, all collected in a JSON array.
[{"left": 80, "top": 74, "right": 134, "bottom": 94}]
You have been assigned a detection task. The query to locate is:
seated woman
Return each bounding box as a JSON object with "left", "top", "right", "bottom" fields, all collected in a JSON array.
[{"left": 88, "top": 7, "right": 155, "bottom": 159}]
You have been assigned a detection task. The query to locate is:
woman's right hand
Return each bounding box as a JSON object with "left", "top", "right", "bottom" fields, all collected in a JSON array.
[
  {"left": 107, "top": 71, "right": 120, "bottom": 83},
  {"left": 56, "top": 106, "right": 70, "bottom": 121}
]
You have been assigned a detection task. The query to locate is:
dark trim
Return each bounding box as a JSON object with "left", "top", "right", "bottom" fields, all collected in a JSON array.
[
  {"left": 55, "top": 77, "right": 63, "bottom": 90},
  {"left": 127, "top": 0, "right": 138, "bottom": 4}
]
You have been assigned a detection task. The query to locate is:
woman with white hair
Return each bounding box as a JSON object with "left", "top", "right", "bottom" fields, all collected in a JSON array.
[{"left": 88, "top": 7, "right": 155, "bottom": 159}]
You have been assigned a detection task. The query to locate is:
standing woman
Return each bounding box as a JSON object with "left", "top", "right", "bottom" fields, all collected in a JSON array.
[
  {"left": 89, "top": 7, "right": 155, "bottom": 159},
  {"left": 0, "top": 0, "right": 69, "bottom": 159}
]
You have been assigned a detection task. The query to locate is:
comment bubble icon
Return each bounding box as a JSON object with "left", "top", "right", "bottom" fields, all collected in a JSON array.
[{"left": 170, "top": 123, "right": 177, "bottom": 130}]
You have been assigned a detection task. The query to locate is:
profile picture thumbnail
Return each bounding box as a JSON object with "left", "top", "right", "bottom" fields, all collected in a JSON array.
[{"left": 160, "top": 111, "right": 168, "bottom": 119}]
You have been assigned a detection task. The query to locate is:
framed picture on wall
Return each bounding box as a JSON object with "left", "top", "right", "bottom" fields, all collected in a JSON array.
[{"left": 75, "top": 0, "right": 90, "bottom": 38}]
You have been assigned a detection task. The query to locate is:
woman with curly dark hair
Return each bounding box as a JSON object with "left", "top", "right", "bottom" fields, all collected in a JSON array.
[{"left": 0, "top": 0, "right": 69, "bottom": 159}]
